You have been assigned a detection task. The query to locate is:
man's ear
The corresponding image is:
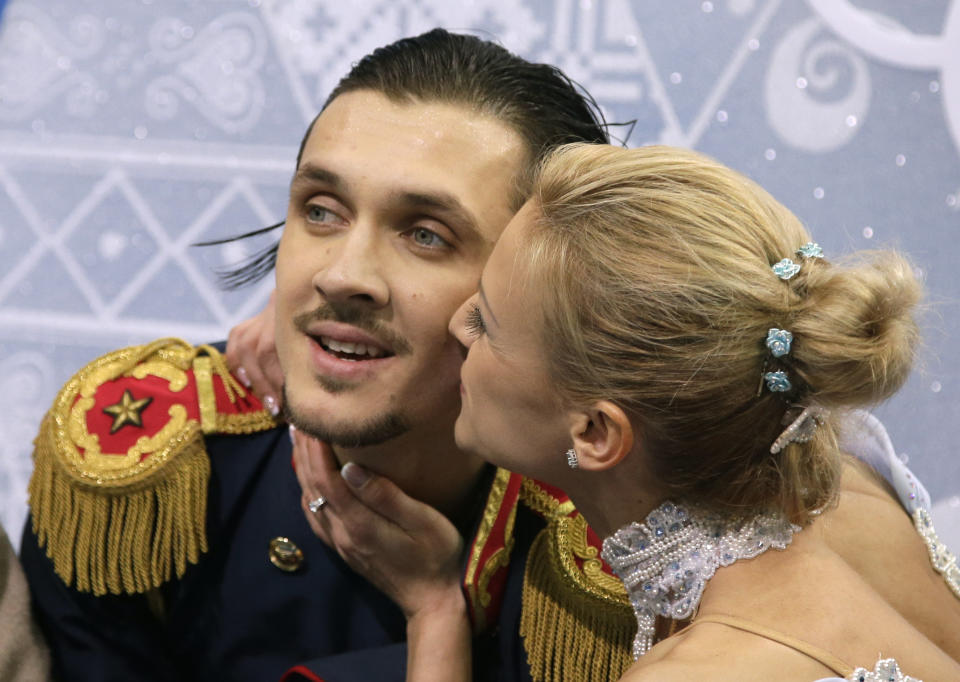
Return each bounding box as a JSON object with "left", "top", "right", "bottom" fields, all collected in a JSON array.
[{"left": 567, "top": 400, "right": 635, "bottom": 472}]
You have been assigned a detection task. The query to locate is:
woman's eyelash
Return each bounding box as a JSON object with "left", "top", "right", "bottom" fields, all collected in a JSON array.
[{"left": 465, "top": 304, "right": 486, "bottom": 337}]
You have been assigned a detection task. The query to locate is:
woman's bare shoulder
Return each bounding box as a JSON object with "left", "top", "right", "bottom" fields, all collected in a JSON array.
[{"left": 618, "top": 620, "right": 839, "bottom": 682}]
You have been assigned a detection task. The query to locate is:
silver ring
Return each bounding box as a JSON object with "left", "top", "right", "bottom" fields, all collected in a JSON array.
[{"left": 307, "top": 495, "right": 327, "bottom": 513}]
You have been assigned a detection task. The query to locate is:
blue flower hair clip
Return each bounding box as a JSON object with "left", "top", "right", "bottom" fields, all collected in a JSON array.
[
  {"left": 796, "top": 242, "right": 824, "bottom": 259},
  {"left": 765, "top": 328, "right": 793, "bottom": 358},
  {"left": 772, "top": 259, "right": 801, "bottom": 280},
  {"left": 764, "top": 370, "right": 792, "bottom": 393},
  {"left": 772, "top": 244, "right": 824, "bottom": 281}
]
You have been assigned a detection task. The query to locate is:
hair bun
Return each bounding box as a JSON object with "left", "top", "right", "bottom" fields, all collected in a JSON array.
[{"left": 791, "top": 250, "right": 922, "bottom": 407}]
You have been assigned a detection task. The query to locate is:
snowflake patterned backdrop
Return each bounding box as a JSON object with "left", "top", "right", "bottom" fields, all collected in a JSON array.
[{"left": 1, "top": 0, "right": 958, "bottom": 550}]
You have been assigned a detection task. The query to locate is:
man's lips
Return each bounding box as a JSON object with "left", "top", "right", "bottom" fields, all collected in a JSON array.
[
  {"left": 306, "top": 321, "right": 394, "bottom": 359},
  {"left": 306, "top": 334, "right": 394, "bottom": 380}
]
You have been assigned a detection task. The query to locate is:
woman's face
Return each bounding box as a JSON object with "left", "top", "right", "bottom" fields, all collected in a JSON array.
[{"left": 449, "top": 202, "right": 573, "bottom": 478}]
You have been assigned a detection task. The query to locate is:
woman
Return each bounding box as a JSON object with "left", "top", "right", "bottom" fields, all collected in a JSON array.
[{"left": 288, "top": 144, "right": 960, "bottom": 680}]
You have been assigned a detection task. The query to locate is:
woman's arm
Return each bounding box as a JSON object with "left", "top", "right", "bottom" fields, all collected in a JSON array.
[
  {"left": 405, "top": 588, "right": 472, "bottom": 682},
  {"left": 291, "top": 430, "right": 472, "bottom": 681}
]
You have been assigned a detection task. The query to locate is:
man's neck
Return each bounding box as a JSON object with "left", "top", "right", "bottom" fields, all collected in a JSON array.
[{"left": 330, "top": 423, "right": 488, "bottom": 522}]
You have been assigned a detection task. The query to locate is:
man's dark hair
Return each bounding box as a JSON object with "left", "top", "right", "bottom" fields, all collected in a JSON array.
[{"left": 209, "top": 28, "right": 610, "bottom": 287}]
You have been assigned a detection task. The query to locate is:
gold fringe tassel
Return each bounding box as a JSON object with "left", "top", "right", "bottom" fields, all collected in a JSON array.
[
  {"left": 520, "top": 529, "right": 635, "bottom": 682},
  {"left": 29, "top": 415, "right": 209, "bottom": 596}
]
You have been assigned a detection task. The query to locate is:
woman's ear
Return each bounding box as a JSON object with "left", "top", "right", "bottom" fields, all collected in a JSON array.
[{"left": 567, "top": 401, "right": 635, "bottom": 472}]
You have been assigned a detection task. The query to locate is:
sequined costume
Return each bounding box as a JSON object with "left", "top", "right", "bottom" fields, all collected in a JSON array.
[{"left": 601, "top": 411, "right": 956, "bottom": 682}]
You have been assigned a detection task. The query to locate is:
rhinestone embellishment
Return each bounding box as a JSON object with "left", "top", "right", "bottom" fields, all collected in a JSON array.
[
  {"left": 600, "top": 501, "right": 799, "bottom": 658},
  {"left": 913, "top": 507, "right": 960, "bottom": 599},
  {"left": 847, "top": 657, "right": 919, "bottom": 682}
]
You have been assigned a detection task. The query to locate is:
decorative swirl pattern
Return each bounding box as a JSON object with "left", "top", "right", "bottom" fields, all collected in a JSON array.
[
  {"left": 144, "top": 13, "right": 267, "bottom": 134},
  {"left": 0, "top": 5, "right": 104, "bottom": 120},
  {"left": 764, "top": 17, "right": 871, "bottom": 153},
  {"left": 807, "top": 0, "right": 960, "bottom": 162}
]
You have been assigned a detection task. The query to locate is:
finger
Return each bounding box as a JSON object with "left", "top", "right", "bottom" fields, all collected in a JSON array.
[
  {"left": 234, "top": 366, "right": 252, "bottom": 389},
  {"left": 232, "top": 353, "right": 279, "bottom": 416},
  {"left": 260, "top": 352, "right": 285, "bottom": 410},
  {"left": 296, "top": 462, "right": 371, "bottom": 566},
  {"left": 292, "top": 433, "right": 343, "bottom": 546},
  {"left": 255, "top": 292, "right": 285, "bottom": 403},
  {"left": 300, "top": 490, "right": 331, "bottom": 541},
  {"left": 292, "top": 430, "right": 362, "bottom": 532},
  {"left": 339, "top": 462, "right": 453, "bottom": 538},
  {"left": 225, "top": 301, "right": 281, "bottom": 416},
  {"left": 295, "top": 434, "right": 355, "bottom": 512},
  {"left": 225, "top": 319, "right": 250, "bottom": 374},
  {"left": 225, "top": 321, "right": 255, "bottom": 388},
  {"left": 295, "top": 437, "right": 409, "bottom": 553},
  {"left": 241, "top": 349, "right": 279, "bottom": 416},
  {"left": 291, "top": 426, "right": 321, "bottom": 501}
]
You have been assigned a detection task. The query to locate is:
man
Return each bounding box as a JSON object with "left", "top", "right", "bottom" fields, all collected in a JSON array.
[{"left": 21, "top": 29, "right": 635, "bottom": 681}]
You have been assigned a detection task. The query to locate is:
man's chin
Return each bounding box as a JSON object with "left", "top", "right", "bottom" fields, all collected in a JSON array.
[{"left": 282, "top": 386, "right": 409, "bottom": 448}]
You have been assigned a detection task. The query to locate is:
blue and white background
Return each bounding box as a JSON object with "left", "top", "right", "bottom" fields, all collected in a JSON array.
[{"left": 0, "top": 0, "right": 958, "bottom": 550}]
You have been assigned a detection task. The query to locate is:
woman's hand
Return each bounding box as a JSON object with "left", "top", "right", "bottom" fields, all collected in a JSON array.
[
  {"left": 291, "top": 428, "right": 472, "bottom": 681},
  {"left": 291, "top": 427, "right": 465, "bottom": 618},
  {"left": 225, "top": 291, "right": 283, "bottom": 416}
]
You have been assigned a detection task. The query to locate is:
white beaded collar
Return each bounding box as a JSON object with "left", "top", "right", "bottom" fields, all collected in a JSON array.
[{"left": 600, "top": 500, "right": 800, "bottom": 658}]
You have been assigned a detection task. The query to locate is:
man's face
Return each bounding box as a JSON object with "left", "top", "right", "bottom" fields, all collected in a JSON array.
[{"left": 275, "top": 90, "right": 526, "bottom": 447}]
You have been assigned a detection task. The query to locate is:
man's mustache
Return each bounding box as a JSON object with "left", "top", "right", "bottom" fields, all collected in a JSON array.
[{"left": 293, "top": 304, "right": 413, "bottom": 356}]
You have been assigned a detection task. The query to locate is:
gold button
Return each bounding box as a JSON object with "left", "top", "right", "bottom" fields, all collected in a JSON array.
[{"left": 268, "top": 536, "right": 304, "bottom": 573}]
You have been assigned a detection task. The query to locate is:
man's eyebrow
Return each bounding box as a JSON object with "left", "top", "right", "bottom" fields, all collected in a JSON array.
[
  {"left": 291, "top": 164, "right": 344, "bottom": 191},
  {"left": 478, "top": 280, "right": 499, "bottom": 327},
  {"left": 391, "top": 190, "right": 481, "bottom": 239},
  {"left": 290, "top": 169, "right": 482, "bottom": 239}
]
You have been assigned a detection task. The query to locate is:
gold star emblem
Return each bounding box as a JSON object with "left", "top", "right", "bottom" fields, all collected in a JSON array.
[{"left": 102, "top": 389, "right": 153, "bottom": 434}]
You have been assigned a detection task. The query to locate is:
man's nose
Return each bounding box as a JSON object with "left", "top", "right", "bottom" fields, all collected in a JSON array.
[{"left": 311, "top": 226, "right": 389, "bottom": 306}]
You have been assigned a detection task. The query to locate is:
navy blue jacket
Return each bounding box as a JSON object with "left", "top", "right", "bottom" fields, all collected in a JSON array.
[{"left": 22, "top": 423, "right": 540, "bottom": 681}]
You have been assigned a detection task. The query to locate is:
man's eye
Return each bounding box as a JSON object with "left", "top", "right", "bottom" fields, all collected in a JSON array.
[
  {"left": 410, "top": 227, "right": 448, "bottom": 249},
  {"left": 306, "top": 205, "right": 337, "bottom": 223}
]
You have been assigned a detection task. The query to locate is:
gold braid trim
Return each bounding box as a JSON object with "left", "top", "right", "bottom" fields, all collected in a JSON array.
[
  {"left": 192, "top": 345, "right": 275, "bottom": 434},
  {"left": 521, "top": 523, "right": 635, "bottom": 682},
  {"left": 27, "top": 338, "right": 272, "bottom": 596},
  {"left": 214, "top": 410, "right": 278, "bottom": 434},
  {"left": 30, "top": 411, "right": 209, "bottom": 596},
  {"left": 520, "top": 478, "right": 575, "bottom": 520}
]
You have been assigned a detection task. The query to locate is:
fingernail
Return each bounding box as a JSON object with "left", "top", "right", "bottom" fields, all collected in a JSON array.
[
  {"left": 288, "top": 424, "right": 296, "bottom": 444},
  {"left": 236, "top": 366, "right": 251, "bottom": 388},
  {"left": 264, "top": 394, "right": 279, "bottom": 417},
  {"left": 341, "top": 462, "right": 370, "bottom": 489}
]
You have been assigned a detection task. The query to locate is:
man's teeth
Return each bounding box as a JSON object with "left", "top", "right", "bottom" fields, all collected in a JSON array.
[{"left": 320, "top": 336, "right": 386, "bottom": 359}]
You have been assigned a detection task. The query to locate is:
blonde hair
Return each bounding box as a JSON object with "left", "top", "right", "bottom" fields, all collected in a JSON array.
[{"left": 525, "top": 144, "right": 921, "bottom": 523}]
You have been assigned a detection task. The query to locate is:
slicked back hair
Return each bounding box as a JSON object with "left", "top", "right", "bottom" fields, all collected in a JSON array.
[{"left": 211, "top": 28, "right": 609, "bottom": 288}]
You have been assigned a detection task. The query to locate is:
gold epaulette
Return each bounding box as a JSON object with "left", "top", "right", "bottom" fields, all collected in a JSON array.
[
  {"left": 28, "top": 338, "right": 276, "bottom": 596},
  {"left": 518, "top": 478, "right": 635, "bottom": 682}
]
